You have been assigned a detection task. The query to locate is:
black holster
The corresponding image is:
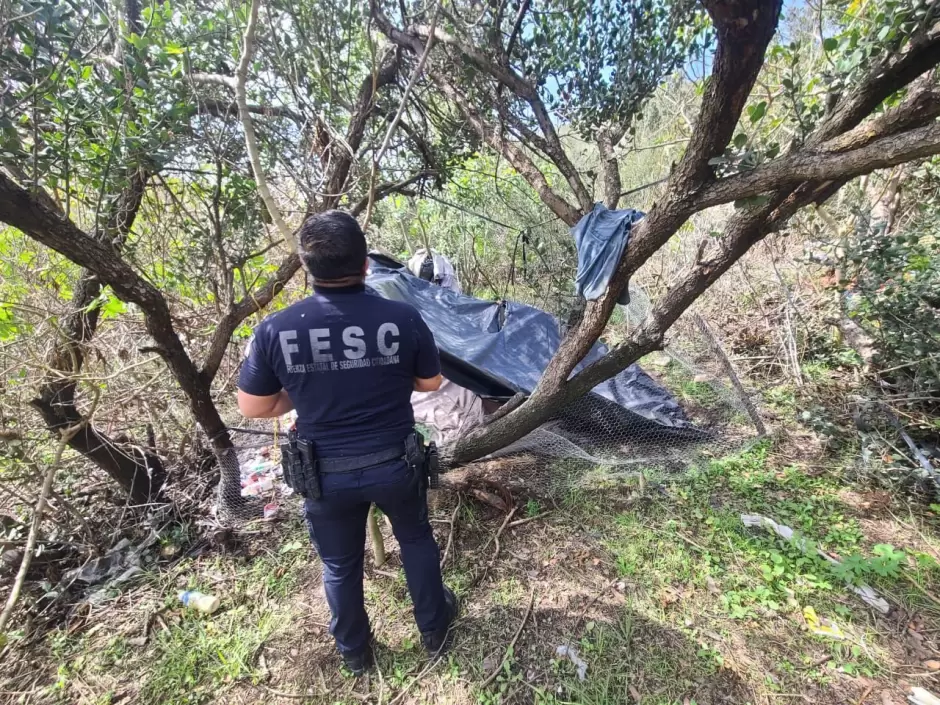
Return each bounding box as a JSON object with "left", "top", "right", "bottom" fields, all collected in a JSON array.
[
  {"left": 281, "top": 429, "right": 437, "bottom": 500},
  {"left": 425, "top": 441, "right": 440, "bottom": 489},
  {"left": 405, "top": 431, "right": 440, "bottom": 491},
  {"left": 280, "top": 430, "right": 321, "bottom": 499}
]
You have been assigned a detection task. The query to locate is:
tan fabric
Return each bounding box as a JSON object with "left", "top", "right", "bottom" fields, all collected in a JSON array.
[{"left": 411, "top": 378, "right": 483, "bottom": 445}]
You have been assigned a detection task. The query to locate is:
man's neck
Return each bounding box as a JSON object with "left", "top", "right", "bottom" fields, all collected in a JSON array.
[
  {"left": 312, "top": 276, "right": 366, "bottom": 294},
  {"left": 313, "top": 276, "right": 365, "bottom": 288}
]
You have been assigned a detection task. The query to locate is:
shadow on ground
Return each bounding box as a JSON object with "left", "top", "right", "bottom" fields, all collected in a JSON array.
[{"left": 223, "top": 601, "right": 756, "bottom": 705}]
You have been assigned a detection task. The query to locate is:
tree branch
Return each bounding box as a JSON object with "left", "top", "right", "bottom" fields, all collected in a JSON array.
[
  {"left": 598, "top": 125, "right": 626, "bottom": 209},
  {"left": 190, "top": 72, "right": 237, "bottom": 89},
  {"left": 234, "top": 0, "right": 295, "bottom": 249},
  {"left": 321, "top": 45, "right": 401, "bottom": 209},
  {"left": 411, "top": 22, "right": 593, "bottom": 211},
  {"left": 193, "top": 98, "right": 303, "bottom": 123},
  {"left": 33, "top": 166, "right": 167, "bottom": 501},
  {"left": 0, "top": 425, "right": 77, "bottom": 634},
  {"left": 0, "top": 173, "right": 233, "bottom": 453},
  {"left": 504, "top": 0, "right": 531, "bottom": 62},
  {"left": 671, "top": 0, "right": 785, "bottom": 191},
  {"left": 350, "top": 169, "right": 434, "bottom": 217},
  {"left": 527, "top": 0, "right": 784, "bottom": 399},
  {"left": 200, "top": 253, "right": 301, "bottom": 381},
  {"left": 363, "top": 1, "right": 442, "bottom": 226},
  {"left": 696, "top": 121, "right": 940, "bottom": 210},
  {"left": 428, "top": 72, "right": 582, "bottom": 225},
  {"left": 811, "top": 29, "right": 940, "bottom": 146},
  {"left": 371, "top": 0, "right": 587, "bottom": 223}
]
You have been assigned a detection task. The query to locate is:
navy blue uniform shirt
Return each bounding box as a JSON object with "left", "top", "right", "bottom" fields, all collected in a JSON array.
[{"left": 237, "top": 284, "right": 441, "bottom": 457}]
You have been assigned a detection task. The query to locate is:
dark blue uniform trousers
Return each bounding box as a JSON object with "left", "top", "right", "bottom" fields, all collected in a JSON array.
[{"left": 303, "top": 458, "right": 448, "bottom": 656}]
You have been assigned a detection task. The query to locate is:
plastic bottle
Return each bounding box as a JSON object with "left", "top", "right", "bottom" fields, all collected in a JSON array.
[{"left": 178, "top": 590, "right": 220, "bottom": 613}]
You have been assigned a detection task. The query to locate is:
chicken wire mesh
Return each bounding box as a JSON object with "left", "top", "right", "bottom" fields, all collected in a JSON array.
[
  {"left": 213, "top": 289, "right": 764, "bottom": 523},
  {"left": 487, "top": 310, "right": 762, "bottom": 497}
]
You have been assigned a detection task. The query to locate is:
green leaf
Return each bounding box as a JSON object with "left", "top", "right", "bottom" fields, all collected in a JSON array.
[
  {"left": 733, "top": 133, "right": 748, "bottom": 149},
  {"left": 823, "top": 37, "right": 839, "bottom": 52},
  {"left": 748, "top": 101, "right": 767, "bottom": 123},
  {"left": 101, "top": 295, "right": 126, "bottom": 319}
]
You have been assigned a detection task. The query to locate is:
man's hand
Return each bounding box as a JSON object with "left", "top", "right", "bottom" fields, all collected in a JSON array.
[
  {"left": 238, "top": 389, "right": 294, "bottom": 418},
  {"left": 414, "top": 374, "right": 443, "bottom": 393}
]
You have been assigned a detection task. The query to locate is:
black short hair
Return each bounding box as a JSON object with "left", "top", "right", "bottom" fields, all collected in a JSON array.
[{"left": 298, "top": 210, "right": 367, "bottom": 280}]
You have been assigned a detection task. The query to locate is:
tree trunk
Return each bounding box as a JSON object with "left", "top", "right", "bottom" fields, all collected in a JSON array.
[
  {"left": 31, "top": 168, "right": 169, "bottom": 502},
  {"left": 32, "top": 390, "right": 165, "bottom": 503}
]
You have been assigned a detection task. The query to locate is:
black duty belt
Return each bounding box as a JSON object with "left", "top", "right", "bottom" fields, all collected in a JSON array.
[{"left": 318, "top": 444, "right": 406, "bottom": 474}]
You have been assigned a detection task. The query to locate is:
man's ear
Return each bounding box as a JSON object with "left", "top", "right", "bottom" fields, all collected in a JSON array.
[{"left": 361, "top": 259, "right": 369, "bottom": 276}]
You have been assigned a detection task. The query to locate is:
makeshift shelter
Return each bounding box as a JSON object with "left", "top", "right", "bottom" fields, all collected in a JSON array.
[{"left": 366, "top": 253, "right": 709, "bottom": 455}]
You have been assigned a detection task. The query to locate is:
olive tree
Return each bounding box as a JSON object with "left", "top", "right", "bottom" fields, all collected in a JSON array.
[
  {"left": 0, "top": 0, "right": 439, "bottom": 503},
  {"left": 371, "top": 0, "right": 940, "bottom": 464}
]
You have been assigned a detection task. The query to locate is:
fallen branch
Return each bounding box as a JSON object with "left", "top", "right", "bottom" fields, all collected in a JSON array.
[
  {"left": 439, "top": 494, "right": 461, "bottom": 570},
  {"left": 368, "top": 506, "right": 386, "bottom": 568},
  {"left": 0, "top": 425, "right": 78, "bottom": 634},
  {"left": 260, "top": 685, "right": 316, "bottom": 700},
  {"left": 480, "top": 505, "right": 519, "bottom": 557},
  {"left": 481, "top": 587, "right": 536, "bottom": 688},
  {"left": 262, "top": 684, "right": 369, "bottom": 702},
  {"left": 691, "top": 312, "right": 767, "bottom": 436},
  {"left": 507, "top": 513, "right": 549, "bottom": 529}
]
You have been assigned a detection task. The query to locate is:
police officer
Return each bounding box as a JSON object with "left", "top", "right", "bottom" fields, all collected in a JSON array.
[{"left": 236, "top": 210, "right": 456, "bottom": 675}]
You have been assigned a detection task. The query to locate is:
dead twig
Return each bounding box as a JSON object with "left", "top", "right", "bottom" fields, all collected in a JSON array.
[
  {"left": 262, "top": 684, "right": 369, "bottom": 702},
  {"left": 507, "top": 513, "right": 549, "bottom": 529},
  {"left": 481, "top": 505, "right": 519, "bottom": 558},
  {"left": 797, "top": 654, "right": 832, "bottom": 670},
  {"left": 471, "top": 505, "right": 519, "bottom": 589},
  {"left": 387, "top": 654, "right": 442, "bottom": 705},
  {"left": 440, "top": 494, "right": 461, "bottom": 570},
  {"left": 481, "top": 588, "right": 536, "bottom": 688},
  {"left": 0, "top": 423, "right": 79, "bottom": 634}
]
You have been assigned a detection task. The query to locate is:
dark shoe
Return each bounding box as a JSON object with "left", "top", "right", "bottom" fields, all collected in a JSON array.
[
  {"left": 422, "top": 586, "right": 458, "bottom": 656},
  {"left": 342, "top": 643, "right": 374, "bottom": 676}
]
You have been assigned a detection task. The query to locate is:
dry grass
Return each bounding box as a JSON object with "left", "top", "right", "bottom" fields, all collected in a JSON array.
[{"left": 4, "top": 426, "right": 940, "bottom": 705}]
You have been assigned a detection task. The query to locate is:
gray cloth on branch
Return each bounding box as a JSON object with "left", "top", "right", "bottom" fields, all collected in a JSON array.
[{"left": 572, "top": 203, "right": 644, "bottom": 304}]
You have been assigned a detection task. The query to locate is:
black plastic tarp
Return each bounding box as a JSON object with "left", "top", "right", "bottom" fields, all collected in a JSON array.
[{"left": 366, "top": 253, "right": 698, "bottom": 434}]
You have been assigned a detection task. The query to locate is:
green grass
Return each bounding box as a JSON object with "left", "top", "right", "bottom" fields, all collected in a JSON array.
[
  {"left": 22, "top": 429, "right": 940, "bottom": 705},
  {"left": 679, "top": 379, "right": 722, "bottom": 407},
  {"left": 139, "top": 606, "right": 284, "bottom": 705},
  {"left": 522, "top": 439, "right": 933, "bottom": 703},
  {"left": 524, "top": 613, "right": 749, "bottom": 705},
  {"left": 37, "top": 519, "right": 314, "bottom": 705}
]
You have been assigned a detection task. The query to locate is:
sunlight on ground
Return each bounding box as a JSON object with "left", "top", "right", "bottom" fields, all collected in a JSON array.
[{"left": 13, "top": 430, "right": 940, "bottom": 705}]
